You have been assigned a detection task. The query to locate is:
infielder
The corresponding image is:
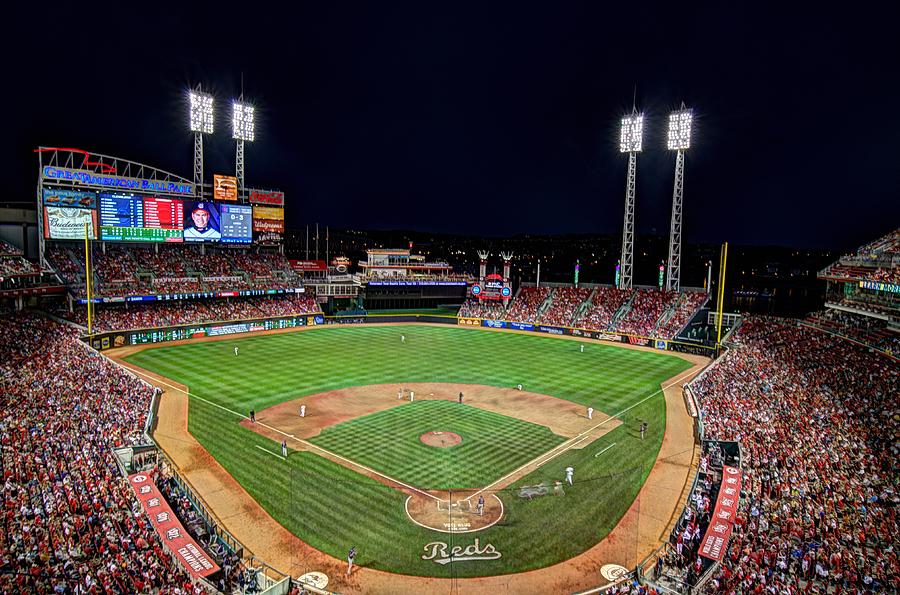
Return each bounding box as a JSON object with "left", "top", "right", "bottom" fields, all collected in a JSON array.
[
  {"left": 587, "top": 406, "right": 593, "bottom": 420},
  {"left": 565, "top": 465, "right": 574, "bottom": 486},
  {"left": 249, "top": 409, "right": 256, "bottom": 423},
  {"left": 398, "top": 387, "right": 403, "bottom": 400},
  {"left": 281, "top": 440, "right": 287, "bottom": 458},
  {"left": 346, "top": 546, "right": 357, "bottom": 576},
  {"left": 234, "top": 346, "right": 239, "bottom": 356},
  {"left": 300, "top": 404, "right": 306, "bottom": 418},
  {"left": 409, "top": 391, "right": 414, "bottom": 402},
  {"left": 458, "top": 391, "right": 464, "bottom": 404}
]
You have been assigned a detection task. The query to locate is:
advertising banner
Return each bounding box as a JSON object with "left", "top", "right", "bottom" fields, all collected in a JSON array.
[
  {"left": 655, "top": 339, "right": 668, "bottom": 350},
  {"left": 538, "top": 325, "right": 565, "bottom": 335},
  {"left": 699, "top": 465, "right": 742, "bottom": 562},
  {"left": 252, "top": 218, "right": 285, "bottom": 233},
  {"left": 207, "top": 323, "right": 251, "bottom": 336},
  {"left": 43, "top": 188, "right": 97, "bottom": 209},
  {"left": 457, "top": 317, "right": 481, "bottom": 326},
  {"left": 43, "top": 166, "right": 193, "bottom": 195},
  {"left": 127, "top": 473, "right": 220, "bottom": 579},
  {"left": 627, "top": 336, "right": 650, "bottom": 346},
  {"left": 248, "top": 188, "right": 285, "bottom": 207},
  {"left": 252, "top": 206, "right": 285, "bottom": 221},
  {"left": 482, "top": 319, "right": 508, "bottom": 329},
  {"left": 43, "top": 206, "right": 97, "bottom": 239},
  {"left": 291, "top": 260, "right": 327, "bottom": 271},
  {"left": 508, "top": 321, "right": 534, "bottom": 331},
  {"left": 213, "top": 175, "right": 238, "bottom": 201},
  {"left": 859, "top": 280, "right": 900, "bottom": 294}
]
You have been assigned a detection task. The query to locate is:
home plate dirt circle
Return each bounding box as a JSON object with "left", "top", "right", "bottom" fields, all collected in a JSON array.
[
  {"left": 420, "top": 431, "right": 463, "bottom": 448},
  {"left": 405, "top": 490, "right": 504, "bottom": 533}
]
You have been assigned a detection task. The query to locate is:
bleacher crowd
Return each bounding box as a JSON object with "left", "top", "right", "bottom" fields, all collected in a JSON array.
[
  {"left": 58, "top": 294, "right": 320, "bottom": 332},
  {"left": 0, "top": 313, "right": 210, "bottom": 593},
  {"left": 684, "top": 317, "right": 899, "bottom": 593}
]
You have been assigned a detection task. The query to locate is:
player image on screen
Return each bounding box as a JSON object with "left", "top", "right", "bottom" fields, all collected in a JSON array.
[{"left": 183, "top": 201, "right": 221, "bottom": 241}]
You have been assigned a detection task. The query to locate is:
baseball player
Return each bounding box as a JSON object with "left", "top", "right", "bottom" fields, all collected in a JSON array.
[
  {"left": 346, "top": 546, "right": 357, "bottom": 576},
  {"left": 565, "top": 465, "right": 574, "bottom": 486},
  {"left": 458, "top": 391, "right": 464, "bottom": 404},
  {"left": 409, "top": 391, "right": 414, "bottom": 402},
  {"left": 401, "top": 334, "right": 406, "bottom": 344},
  {"left": 249, "top": 409, "right": 256, "bottom": 423},
  {"left": 476, "top": 495, "right": 485, "bottom": 516},
  {"left": 300, "top": 404, "right": 306, "bottom": 418},
  {"left": 398, "top": 387, "right": 403, "bottom": 400},
  {"left": 587, "top": 406, "right": 593, "bottom": 420},
  {"left": 281, "top": 440, "right": 287, "bottom": 458},
  {"left": 580, "top": 344, "right": 584, "bottom": 353},
  {"left": 234, "top": 346, "right": 239, "bottom": 356},
  {"left": 640, "top": 421, "right": 648, "bottom": 440}
]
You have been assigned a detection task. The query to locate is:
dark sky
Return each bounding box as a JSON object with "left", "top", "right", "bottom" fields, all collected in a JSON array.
[{"left": 6, "top": 2, "right": 899, "bottom": 251}]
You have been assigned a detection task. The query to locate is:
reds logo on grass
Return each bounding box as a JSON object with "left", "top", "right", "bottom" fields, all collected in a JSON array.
[{"left": 421, "top": 538, "right": 502, "bottom": 565}]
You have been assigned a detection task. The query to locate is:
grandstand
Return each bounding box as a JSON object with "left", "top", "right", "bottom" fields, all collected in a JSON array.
[{"left": 811, "top": 227, "right": 900, "bottom": 355}]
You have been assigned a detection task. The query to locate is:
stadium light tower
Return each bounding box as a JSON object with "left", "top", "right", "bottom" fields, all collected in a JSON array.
[
  {"left": 232, "top": 99, "right": 255, "bottom": 201},
  {"left": 665, "top": 106, "right": 693, "bottom": 292},
  {"left": 618, "top": 110, "right": 643, "bottom": 290},
  {"left": 189, "top": 88, "right": 214, "bottom": 197}
]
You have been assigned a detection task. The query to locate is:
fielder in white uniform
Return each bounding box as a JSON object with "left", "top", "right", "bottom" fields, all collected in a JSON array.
[
  {"left": 300, "top": 404, "right": 306, "bottom": 418},
  {"left": 565, "top": 466, "right": 574, "bottom": 486},
  {"left": 587, "top": 406, "right": 593, "bottom": 420},
  {"left": 234, "top": 347, "right": 239, "bottom": 356}
]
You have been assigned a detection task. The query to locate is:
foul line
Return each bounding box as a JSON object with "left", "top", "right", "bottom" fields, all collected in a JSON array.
[
  {"left": 116, "top": 360, "right": 442, "bottom": 502},
  {"left": 463, "top": 364, "right": 703, "bottom": 502},
  {"left": 255, "top": 445, "right": 287, "bottom": 461},
  {"left": 593, "top": 443, "right": 617, "bottom": 458}
]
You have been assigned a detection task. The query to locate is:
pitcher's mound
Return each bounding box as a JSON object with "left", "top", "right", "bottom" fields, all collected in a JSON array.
[{"left": 420, "top": 431, "right": 462, "bottom": 448}]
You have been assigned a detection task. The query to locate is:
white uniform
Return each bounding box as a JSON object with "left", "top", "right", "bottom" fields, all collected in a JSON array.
[
  {"left": 401, "top": 335, "right": 406, "bottom": 343},
  {"left": 409, "top": 391, "right": 414, "bottom": 402},
  {"left": 281, "top": 441, "right": 287, "bottom": 457},
  {"left": 565, "top": 466, "right": 574, "bottom": 486},
  {"left": 300, "top": 405, "right": 306, "bottom": 417},
  {"left": 587, "top": 407, "right": 593, "bottom": 420},
  {"left": 234, "top": 347, "right": 239, "bottom": 356},
  {"left": 398, "top": 388, "right": 403, "bottom": 400},
  {"left": 580, "top": 344, "right": 584, "bottom": 353}
]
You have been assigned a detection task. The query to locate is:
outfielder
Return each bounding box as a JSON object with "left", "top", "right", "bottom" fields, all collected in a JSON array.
[
  {"left": 234, "top": 346, "right": 239, "bottom": 356},
  {"left": 401, "top": 334, "right": 406, "bottom": 344},
  {"left": 580, "top": 344, "right": 584, "bottom": 353}
]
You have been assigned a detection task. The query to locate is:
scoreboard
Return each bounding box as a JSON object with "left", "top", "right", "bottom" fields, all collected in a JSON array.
[
  {"left": 219, "top": 204, "right": 252, "bottom": 244},
  {"left": 99, "top": 193, "right": 184, "bottom": 242}
]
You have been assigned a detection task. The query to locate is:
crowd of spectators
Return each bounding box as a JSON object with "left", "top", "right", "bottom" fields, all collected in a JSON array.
[
  {"left": 682, "top": 317, "right": 899, "bottom": 593},
  {"left": 57, "top": 294, "right": 321, "bottom": 332},
  {"left": 457, "top": 298, "right": 508, "bottom": 319},
  {"left": 0, "top": 312, "right": 207, "bottom": 593},
  {"left": 0, "top": 240, "right": 41, "bottom": 278},
  {"left": 614, "top": 290, "right": 679, "bottom": 337},
  {"left": 575, "top": 287, "right": 634, "bottom": 332},
  {"left": 47, "top": 244, "right": 299, "bottom": 298},
  {"left": 655, "top": 291, "right": 708, "bottom": 339},
  {"left": 505, "top": 287, "right": 551, "bottom": 322},
  {"left": 538, "top": 287, "right": 592, "bottom": 327},
  {"left": 804, "top": 309, "right": 899, "bottom": 354}
]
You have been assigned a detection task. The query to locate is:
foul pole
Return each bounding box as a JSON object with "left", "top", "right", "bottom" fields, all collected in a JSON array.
[
  {"left": 84, "top": 223, "right": 92, "bottom": 336},
  {"left": 715, "top": 242, "right": 728, "bottom": 345}
]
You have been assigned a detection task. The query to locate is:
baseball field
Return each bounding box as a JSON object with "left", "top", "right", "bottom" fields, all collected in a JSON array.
[{"left": 119, "top": 323, "right": 698, "bottom": 584}]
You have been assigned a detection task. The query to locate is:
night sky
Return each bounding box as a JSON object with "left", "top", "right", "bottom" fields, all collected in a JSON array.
[{"left": 6, "top": 2, "right": 899, "bottom": 250}]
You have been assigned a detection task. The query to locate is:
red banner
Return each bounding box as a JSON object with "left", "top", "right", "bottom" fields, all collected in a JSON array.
[
  {"left": 248, "top": 189, "right": 285, "bottom": 206},
  {"left": 128, "top": 473, "right": 220, "bottom": 579},
  {"left": 698, "top": 465, "right": 742, "bottom": 561}
]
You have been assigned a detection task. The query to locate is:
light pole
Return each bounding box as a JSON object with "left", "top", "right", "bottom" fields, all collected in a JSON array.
[
  {"left": 189, "top": 88, "right": 214, "bottom": 198},
  {"left": 666, "top": 107, "right": 693, "bottom": 292},
  {"left": 618, "top": 111, "right": 643, "bottom": 290},
  {"left": 232, "top": 99, "right": 255, "bottom": 201}
]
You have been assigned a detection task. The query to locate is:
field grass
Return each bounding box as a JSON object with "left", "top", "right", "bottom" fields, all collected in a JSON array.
[
  {"left": 124, "top": 324, "right": 693, "bottom": 577},
  {"left": 310, "top": 400, "right": 566, "bottom": 489}
]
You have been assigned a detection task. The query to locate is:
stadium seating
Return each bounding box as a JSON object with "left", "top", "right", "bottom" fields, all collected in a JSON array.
[
  {"left": 58, "top": 294, "right": 320, "bottom": 332},
  {"left": 538, "top": 287, "right": 591, "bottom": 326},
  {"left": 457, "top": 298, "right": 507, "bottom": 319},
  {"left": 47, "top": 244, "right": 300, "bottom": 297},
  {"left": 0, "top": 313, "right": 214, "bottom": 593},
  {"left": 613, "top": 290, "right": 679, "bottom": 337},
  {"left": 575, "top": 287, "right": 633, "bottom": 332},
  {"left": 0, "top": 240, "right": 40, "bottom": 278},
  {"left": 655, "top": 291, "right": 707, "bottom": 339},
  {"left": 803, "top": 309, "right": 900, "bottom": 355},
  {"left": 505, "top": 286, "right": 550, "bottom": 323},
  {"left": 661, "top": 317, "right": 899, "bottom": 592}
]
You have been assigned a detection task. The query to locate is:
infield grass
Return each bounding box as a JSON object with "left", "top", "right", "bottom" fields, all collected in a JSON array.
[{"left": 124, "top": 324, "right": 694, "bottom": 577}]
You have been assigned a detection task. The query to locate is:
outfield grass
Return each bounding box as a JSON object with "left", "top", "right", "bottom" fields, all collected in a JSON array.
[
  {"left": 125, "top": 324, "right": 693, "bottom": 577},
  {"left": 310, "top": 400, "right": 566, "bottom": 489}
]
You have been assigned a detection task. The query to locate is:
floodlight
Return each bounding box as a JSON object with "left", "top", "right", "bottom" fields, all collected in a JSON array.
[
  {"left": 232, "top": 102, "right": 255, "bottom": 142},
  {"left": 189, "top": 91, "right": 214, "bottom": 134},
  {"left": 619, "top": 114, "right": 644, "bottom": 153},
  {"left": 667, "top": 109, "right": 693, "bottom": 150}
]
